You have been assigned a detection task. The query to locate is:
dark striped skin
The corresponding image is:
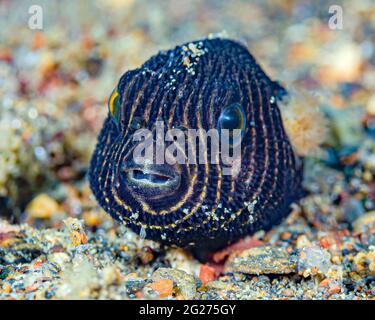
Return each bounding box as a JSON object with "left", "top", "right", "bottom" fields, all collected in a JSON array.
[{"left": 89, "top": 38, "right": 303, "bottom": 260}]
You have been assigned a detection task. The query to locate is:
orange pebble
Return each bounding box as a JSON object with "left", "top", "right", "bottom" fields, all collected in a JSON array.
[
  {"left": 328, "top": 284, "right": 341, "bottom": 295},
  {"left": 32, "top": 260, "right": 44, "bottom": 269},
  {"left": 81, "top": 233, "right": 88, "bottom": 245},
  {"left": 24, "top": 286, "right": 38, "bottom": 293},
  {"left": 70, "top": 231, "right": 81, "bottom": 246},
  {"left": 32, "top": 32, "right": 47, "bottom": 50},
  {"left": 199, "top": 264, "right": 217, "bottom": 285},
  {"left": 320, "top": 237, "right": 331, "bottom": 249},
  {"left": 319, "top": 278, "right": 330, "bottom": 287},
  {"left": 4, "top": 285, "right": 11, "bottom": 294},
  {"left": 149, "top": 280, "right": 174, "bottom": 298},
  {"left": 135, "top": 291, "right": 143, "bottom": 299}
]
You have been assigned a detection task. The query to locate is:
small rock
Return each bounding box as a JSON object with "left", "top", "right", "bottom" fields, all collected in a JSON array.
[
  {"left": 225, "top": 246, "right": 297, "bottom": 275},
  {"left": 0, "top": 266, "right": 11, "bottom": 280},
  {"left": 298, "top": 245, "right": 332, "bottom": 276},
  {"left": 48, "top": 252, "right": 70, "bottom": 270},
  {"left": 165, "top": 248, "right": 200, "bottom": 276},
  {"left": 319, "top": 41, "right": 362, "bottom": 84},
  {"left": 353, "top": 251, "right": 375, "bottom": 276},
  {"left": 85, "top": 55, "right": 103, "bottom": 78},
  {"left": 296, "top": 235, "right": 312, "bottom": 249},
  {"left": 57, "top": 256, "right": 98, "bottom": 299},
  {"left": 102, "top": 265, "right": 121, "bottom": 286},
  {"left": 26, "top": 194, "right": 60, "bottom": 219},
  {"left": 136, "top": 246, "right": 155, "bottom": 265},
  {"left": 342, "top": 199, "right": 365, "bottom": 223},
  {"left": 125, "top": 277, "right": 146, "bottom": 295},
  {"left": 199, "top": 264, "right": 217, "bottom": 285},
  {"left": 282, "top": 289, "right": 294, "bottom": 297},
  {"left": 319, "top": 278, "right": 330, "bottom": 287},
  {"left": 353, "top": 211, "right": 375, "bottom": 234},
  {"left": 63, "top": 218, "right": 87, "bottom": 247},
  {"left": 205, "top": 280, "right": 237, "bottom": 291},
  {"left": 327, "top": 284, "right": 342, "bottom": 296},
  {"left": 147, "top": 280, "right": 174, "bottom": 299},
  {"left": 367, "top": 94, "right": 375, "bottom": 116},
  {"left": 0, "top": 241, "right": 43, "bottom": 264},
  {"left": 151, "top": 267, "right": 196, "bottom": 299}
]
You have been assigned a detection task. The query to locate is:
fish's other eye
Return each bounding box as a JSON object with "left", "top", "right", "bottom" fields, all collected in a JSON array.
[
  {"left": 173, "top": 125, "right": 188, "bottom": 132},
  {"left": 218, "top": 103, "right": 246, "bottom": 132},
  {"left": 108, "top": 89, "right": 121, "bottom": 124},
  {"left": 130, "top": 116, "right": 144, "bottom": 130}
]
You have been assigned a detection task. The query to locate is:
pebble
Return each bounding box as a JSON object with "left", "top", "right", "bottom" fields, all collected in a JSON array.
[
  {"left": 147, "top": 280, "right": 174, "bottom": 299},
  {"left": 353, "top": 251, "right": 375, "bottom": 276},
  {"left": 26, "top": 194, "right": 61, "bottom": 219},
  {"left": 126, "top": 279, "right": 146, "bottom": 296},
  {"left": 367, "top": 94, "right": 375, "bottom": 116},
  {"left": 63, "top": 218, "right": 87, "bottom": 247},
  {"left": 199, "top": 265, "right": 217, "bottom": 286},
  {"left": 353, "top": 211, "right": 375, "bottom": 234},
  {"left": 327, "top": 284, "right": 342, "bottom": 296},
  {"left": 48, "top": 252, "right": 70, "bottom": 270},
  {"left": 320, "top": 41, "right": 362, "bottom": 84},
  {"left": 298, "top": 245, "right": 332, "bottom": 277},
  {"left": 1, "top": 0, "right": 375, "bottom": 301},
  {"left": 151, "top": 268, "right": 197, "bottom": 299},
  {"left": 225, "top": 246, "right": 297, "bottom": 275},
  {"left": 296, "top": 235, "right": 312, "bottom": 249}
]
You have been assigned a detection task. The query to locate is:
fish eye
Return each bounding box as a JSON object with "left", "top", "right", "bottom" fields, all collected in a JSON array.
[
  {"left": 130, "top": 116, "right": 144, "bottom": 130},
  {"left": 218, "top": 103, "right": 246, "bottom": 132},
  {"left": 173, "top": 125, "right": 188, "bottom": 132},
  {"left": 108, "top": 89, "right": 121, "bottom": 124}
]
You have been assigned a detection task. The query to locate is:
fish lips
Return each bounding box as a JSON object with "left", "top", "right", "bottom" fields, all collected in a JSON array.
[{"left": 121, "top": 161, "right": 182, "bottom": 199}]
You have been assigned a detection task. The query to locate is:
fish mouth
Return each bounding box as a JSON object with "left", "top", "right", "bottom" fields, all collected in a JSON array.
[
  {"left": 127, "top": 168, "right": 178, "bottom": 186},
  {"left": 121, "top": 162, "right": 181, "bottom": 198}
]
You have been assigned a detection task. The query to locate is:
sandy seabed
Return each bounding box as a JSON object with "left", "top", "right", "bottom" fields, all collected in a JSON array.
[{"left": 0, "top": 0, "right": 375, "bottom": 300}]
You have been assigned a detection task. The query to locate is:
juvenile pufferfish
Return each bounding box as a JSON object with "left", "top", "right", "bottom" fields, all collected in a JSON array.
[{"left": 89, "top": 38, "right": 304, "bottom": 260}]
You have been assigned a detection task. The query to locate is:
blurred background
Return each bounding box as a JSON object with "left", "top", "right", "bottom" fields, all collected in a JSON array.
[
  {"left": 1, "top": 0, "right": 375, "bottom": 301},
  {"left": 0, "top": 0, "right": 374, "bottom": 224}
]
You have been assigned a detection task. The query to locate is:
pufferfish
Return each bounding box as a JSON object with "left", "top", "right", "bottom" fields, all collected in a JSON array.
[{"left": 89, "top": 38, "right": 304, "bottom": 261}]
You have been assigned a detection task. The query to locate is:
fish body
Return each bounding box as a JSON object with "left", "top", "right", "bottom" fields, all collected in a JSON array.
[{"left": 89, "top": 38, "right": 303, "bottom": 259}]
